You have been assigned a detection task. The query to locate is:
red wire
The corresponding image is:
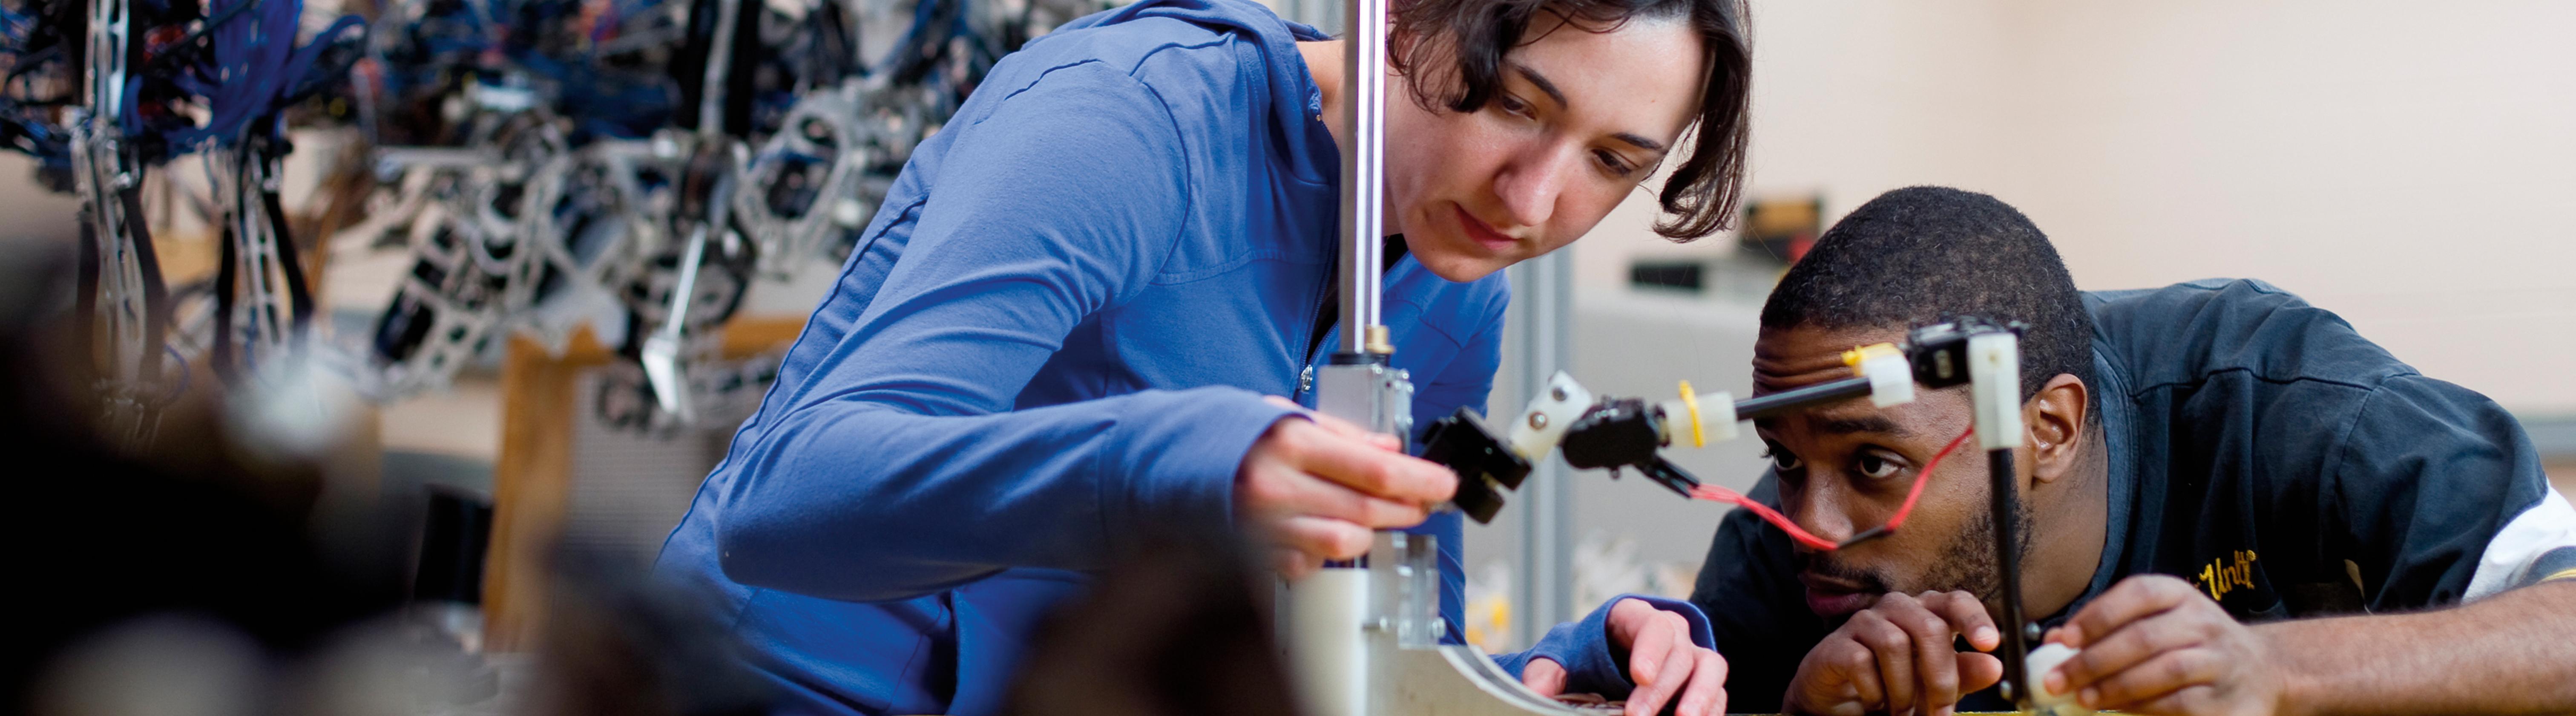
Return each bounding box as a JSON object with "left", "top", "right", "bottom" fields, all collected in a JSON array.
[
  {"left": 1690, "top": 483, "right": 1839, "bottom": 551},
  {"left": 1689, "top": 427, "right": 1976, "bottom": 551},
  {"left": 1885, "top": 428, "right": 1973, "bottom": 531}
]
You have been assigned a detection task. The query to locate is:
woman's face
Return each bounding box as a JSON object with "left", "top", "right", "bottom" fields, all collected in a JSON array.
[{"left": 1387, "top": 15, "right": 1708, "bottom": 282}]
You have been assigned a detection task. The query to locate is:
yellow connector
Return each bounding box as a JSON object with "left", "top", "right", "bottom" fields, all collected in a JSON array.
[
  {"left": 1678, "top": 380, "right": 1705, "bottom": 448},
  {"left": 1842, "top": 342, "right": 1903, "bottom": 376}
]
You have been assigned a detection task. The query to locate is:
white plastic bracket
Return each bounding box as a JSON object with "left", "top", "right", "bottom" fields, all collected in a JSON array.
[
  {"left": 1504, "top": 372, "right": 1593, "bottom": 462},
  {"left": 1967, "top": 332, "right": 2024, "bottom": 450},
  {"left": 1862, "top": 353, "right": 1916, "bottom": 408}
]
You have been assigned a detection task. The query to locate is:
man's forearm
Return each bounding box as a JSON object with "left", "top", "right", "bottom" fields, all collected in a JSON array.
[{"left": 2258, "top": 580, "right": 2576, "bottom": 716}]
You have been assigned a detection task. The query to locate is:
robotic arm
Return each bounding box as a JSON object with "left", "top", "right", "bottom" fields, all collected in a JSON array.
[
  {"left": 1411, "top": 317, "right": 2049, "bottom": 712},
  {"left": 1423, "top": 318, "right": 2013, "bottom": 525}
]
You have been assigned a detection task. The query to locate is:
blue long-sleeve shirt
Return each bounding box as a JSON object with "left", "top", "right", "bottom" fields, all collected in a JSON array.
[{"left": 652, "top": 2, "right": 1709, "bottom": 713}]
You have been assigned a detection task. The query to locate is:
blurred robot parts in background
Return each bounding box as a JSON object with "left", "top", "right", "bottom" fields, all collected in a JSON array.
[
  {"left": 0, "top": 0, "right": 366, "bottom": 448},
  {"left": 341, "top": 0, "right": 1106, "bottom": 432}
]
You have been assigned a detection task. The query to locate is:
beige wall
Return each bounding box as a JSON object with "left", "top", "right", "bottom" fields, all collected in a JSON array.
[{"left": 1576, "top": 0, "right": 2576, "bottom": 413}]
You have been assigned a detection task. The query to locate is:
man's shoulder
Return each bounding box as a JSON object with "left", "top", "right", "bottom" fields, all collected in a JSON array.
[{"left": 2082, "top": 278, "right": 2416, "bottom": 395}]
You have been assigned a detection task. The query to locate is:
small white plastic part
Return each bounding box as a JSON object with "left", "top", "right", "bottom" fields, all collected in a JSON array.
[
  {"left": 1655, "top": 391, "right": 1740, "bottom": 446},
  {"left": 1505, "top": 372, "right": 1593, "bottom": 461},
  {"left": 1861, "top": 353, "right": 1915, "bottom": 407},
  {"left": 2024, "top": 643, "right": 2094, "bottom": 716},
  {"left": 1967, "top": 332, "right": 2024, "bottom": 450},
  {"left": 1698, "top": 391, "right": 1740, "bottom": 443}
]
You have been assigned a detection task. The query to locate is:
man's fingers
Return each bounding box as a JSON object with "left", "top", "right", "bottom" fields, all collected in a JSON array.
[
  {"left": 1849, "top": 610, "right": 1918, "bottom": 716},
  {"left": 2056, "top": 609, "right": 2218, "bottom": 693},
  {"left": 2080, "top": 648, "right": 2224, "bottom": 712},
  {"left": 1957, "top": 652, "right": 2004, "bottom": 695},
  {"left": 2062, "top": 575, "right": 2199, "bottom": 649},
  {"left": 2088, "top": 649, "right": 2226, "bottom": 711},
  {"left": 1890, "top": 592, "right": 1984, "bottom": 713},
  {"left": 1676, "top": 651, "right": 1727, "bottom": 716},
  {"left": 1521, "top": 658, "right": 1570, "bottom": 697},
  {"left": 1831, "top": 641, "right": 1887, "bottom": 712},
  {"left": 1903, "top": 606, "right": 1962, "bottom": 715},
  {"left": 2124, "top": 683, "right": 2220, "bottom": 716},
  {"left": 1923, "top": 591, "right": 1998, "bottom": 652}
]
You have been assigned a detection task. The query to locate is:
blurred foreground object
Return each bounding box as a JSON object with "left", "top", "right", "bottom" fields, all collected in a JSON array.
[
  {"left": 0, "top": 251, "right": 769, "bottom": 716},
  {"left": 1000, "top": 535, "right": 1300, "bottom": 716}
]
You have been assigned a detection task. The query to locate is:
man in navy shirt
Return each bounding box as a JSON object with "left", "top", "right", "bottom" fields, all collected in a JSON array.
[{"left": 1690, "top": 187, "right": 2576, "bottom": 716}]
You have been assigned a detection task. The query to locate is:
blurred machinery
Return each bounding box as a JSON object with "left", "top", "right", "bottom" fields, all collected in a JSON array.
[
  {"left": 0, "top": 0, "right": 1112, "bottom": 443},
  {"left": 342, "top": 0, "right": 1109, "bottom": 432},
  {"left": 0, "top": 0, "right": 364, "bottom": 447}
]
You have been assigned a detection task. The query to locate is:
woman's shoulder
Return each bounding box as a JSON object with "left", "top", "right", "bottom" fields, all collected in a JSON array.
[{"left": 977, "top": 0, "right": 1306, "bottom": 130}]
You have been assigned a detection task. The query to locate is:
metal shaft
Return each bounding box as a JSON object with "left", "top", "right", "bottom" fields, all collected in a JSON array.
[
  {"left": 1336, "top": 0, "right": 1386, "bottom": 356},
  {"left": 1988, "top": 449, "right": 2031, "bottom": 706}
]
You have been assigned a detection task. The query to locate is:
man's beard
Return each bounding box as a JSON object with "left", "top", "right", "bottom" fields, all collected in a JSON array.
[{"left": 1920, "top": 497, "right": 2038, "bottom": 601}]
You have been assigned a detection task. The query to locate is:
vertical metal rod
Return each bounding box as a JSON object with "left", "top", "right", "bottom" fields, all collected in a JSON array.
[
  {"left": 1336, "top": 0, "right": 1386, "bottom": 356},
  {"left": 1510, "top": 251, "right": 1574, "bottom": 643},
  {"left": 1988, "top": 449, "right": 2031, "bottom": 706},
  {"left": 697, "top": 0, "right": 742, "bottom": 138}
]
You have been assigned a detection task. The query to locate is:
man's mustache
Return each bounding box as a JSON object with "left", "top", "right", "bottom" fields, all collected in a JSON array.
[{"left": 1796, "top": 552, "right": 1892, "bottom": 594}]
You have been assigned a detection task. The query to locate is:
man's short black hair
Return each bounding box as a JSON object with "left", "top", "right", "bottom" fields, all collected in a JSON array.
[{"left": 1760, "top": 186, "right": 2096, "bottom": 411}]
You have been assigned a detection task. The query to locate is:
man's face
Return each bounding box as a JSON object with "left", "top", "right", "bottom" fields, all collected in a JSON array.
[
  {"left": 1752, "top": 324, "right": 2034, "bottom": 620},
  {"left": 1384, "top": 14, "right": 1706, "bottom": 282}
]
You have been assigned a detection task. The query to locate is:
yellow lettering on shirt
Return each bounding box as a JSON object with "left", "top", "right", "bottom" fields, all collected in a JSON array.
[{"left": 2193, "top": 550, "right": 2260, "bottom": 602}]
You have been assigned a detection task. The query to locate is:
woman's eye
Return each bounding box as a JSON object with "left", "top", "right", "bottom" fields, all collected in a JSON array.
[
  {"left": 1594, "top": 149, "right": 1634, "bottom": 176},
  {"left": 1856, "top": 452, "right": 1903, "bottom": 480},
  {"left": 1496, "top": 95, "right": 1532, "bottom": 118}
]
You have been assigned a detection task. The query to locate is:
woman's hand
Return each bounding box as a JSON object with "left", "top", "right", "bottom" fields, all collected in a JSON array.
[
  {"left": 1523, "top": 598, "right": 1731, "bottom": 716},
  {"left": 1237, "top": 397, "right": 1457, "bottom": 578}
]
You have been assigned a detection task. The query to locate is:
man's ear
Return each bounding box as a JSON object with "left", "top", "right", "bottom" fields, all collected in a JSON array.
[{"left": 2023, "top": 374, "right": 2090, "bottom": 485}]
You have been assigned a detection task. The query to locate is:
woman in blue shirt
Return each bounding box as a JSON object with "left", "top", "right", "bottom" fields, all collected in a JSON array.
[{"left": 655, "top": 0, "right": 1754, "bottom": 714}]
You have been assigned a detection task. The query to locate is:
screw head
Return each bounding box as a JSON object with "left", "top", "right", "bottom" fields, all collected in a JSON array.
[
  {"left": 1527, "top": 412, "right": 1548, "bottom": 429},
  {"left": 1551, "top": 386, "right": 1568, "bottom": 401}
]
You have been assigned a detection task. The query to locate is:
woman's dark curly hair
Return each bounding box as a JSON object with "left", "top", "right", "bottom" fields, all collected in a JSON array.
[{"left": 1390, "top": 0, "right": 1751, "bottom": 240}]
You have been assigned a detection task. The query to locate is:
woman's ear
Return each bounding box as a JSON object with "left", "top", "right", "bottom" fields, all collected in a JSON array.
[{"left": 2023, "top": 374, "right": 2090, "bottom": 485}]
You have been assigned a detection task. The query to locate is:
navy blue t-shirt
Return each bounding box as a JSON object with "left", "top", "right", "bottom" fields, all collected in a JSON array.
[{"left": 1689, "top": 279, "right": 2576, "bottom": 713}]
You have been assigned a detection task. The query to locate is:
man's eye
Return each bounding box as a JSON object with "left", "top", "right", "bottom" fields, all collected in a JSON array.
[
  {"left": 1855, "top": 452, "right": 1902, "bottom": 480},
  {"left": 1496, "top": 94, "right": 1532, "bottom": 118},
  {"left": 1762, "top": 443, "right": 1804, "bottom": 472}
]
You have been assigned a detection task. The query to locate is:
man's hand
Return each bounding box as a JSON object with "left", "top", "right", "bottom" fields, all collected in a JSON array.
[
  {"left": 2043, "top": 575, "right": 2285, "bottom": 716},
  {"left": 1522, "top": 598, "right": 1728, "bottom": 716},
  {"left": 1237, "top": 397, "right": 1456, "bottom": 579},
  {"left": 1785, "top": 590, "right": 2004, "bottom": 716}
]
